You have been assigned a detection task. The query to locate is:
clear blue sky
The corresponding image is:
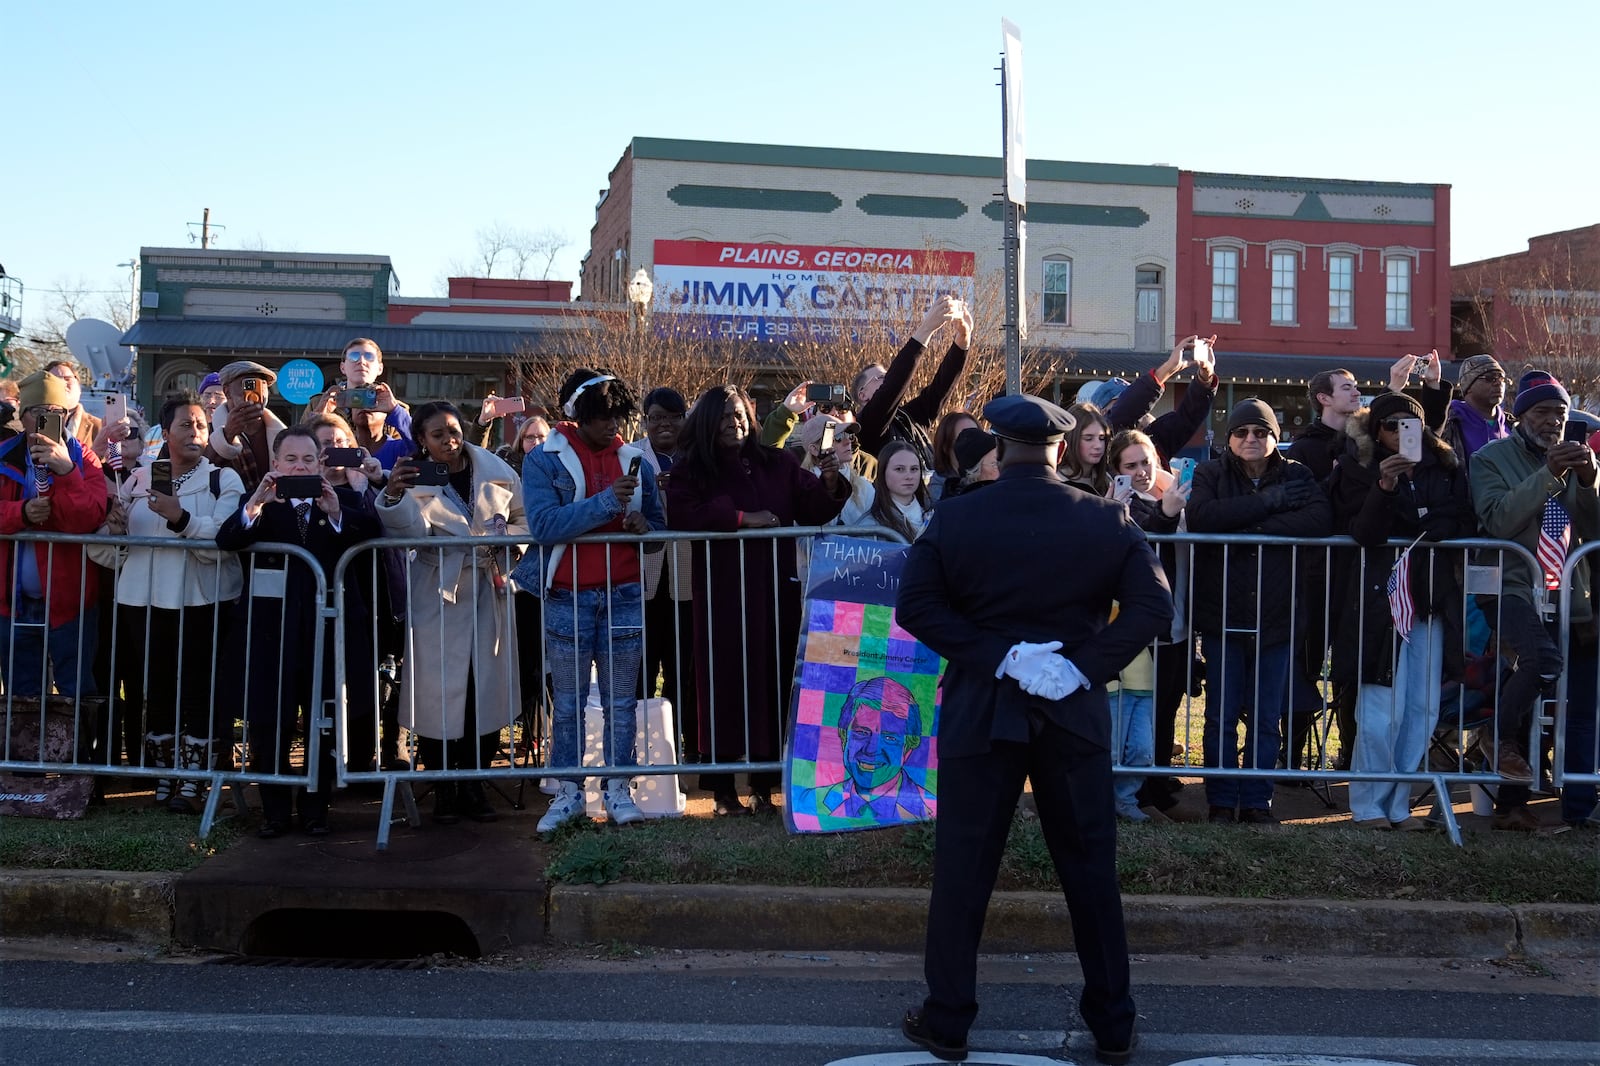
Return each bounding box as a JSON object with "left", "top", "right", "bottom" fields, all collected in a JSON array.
[{"left": 7, "top": 0, "right": 1595, "bottom": 326}]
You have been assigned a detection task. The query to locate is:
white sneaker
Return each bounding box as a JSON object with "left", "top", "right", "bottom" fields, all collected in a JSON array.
[
  {"left": 537, "top": 782, "right": 586, "bottom": 833},
  {"left": 603, "top": 779, "right": 644, "bottom": 826}
]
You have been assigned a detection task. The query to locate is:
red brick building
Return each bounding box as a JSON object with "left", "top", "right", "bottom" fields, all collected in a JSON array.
[
  {"left": 1451, "top": 224, "right": 1600, "bottom": 402},
  {"left": 1176, "top": 171, "right": 1452, "bottom": 434}
]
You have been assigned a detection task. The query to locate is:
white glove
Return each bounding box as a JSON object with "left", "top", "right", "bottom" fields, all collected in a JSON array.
[
  {"left": 1022, "top": 656, "right": 1088, "bottom": 700},
  {"left": 998, "top": 641, "right": 1064, "bottom": 688}
]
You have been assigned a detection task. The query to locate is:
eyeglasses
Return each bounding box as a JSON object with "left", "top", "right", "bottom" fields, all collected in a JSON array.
[
  {"left": 344, "top": 349, "right": 380, "bottom": 362},
  {"left": 26, "top": 406, "right": 68, "bottom": 419},
  {"left": 646, "top": 413, "right": 684, "bottom": 426},
  {"left": 1380, "top": 419, "right": 1405, "bottom": 432},
  {"left": 1230, "top": 426, "right": 1273, "bottom": 440}
]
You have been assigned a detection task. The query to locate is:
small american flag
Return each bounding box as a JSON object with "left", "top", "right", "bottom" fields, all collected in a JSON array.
[
  {"left": 107, "top": 445, "right": 123, "bottom": 471},
  {"left": 31, "top": 462, "right": 50, "bottom": 497},
  {"left": 1539, "top": 496, "right": 1571, "bottom": 591},
  {"left": 1387, "top": 546, "right": 1416, "bottom": 642}
]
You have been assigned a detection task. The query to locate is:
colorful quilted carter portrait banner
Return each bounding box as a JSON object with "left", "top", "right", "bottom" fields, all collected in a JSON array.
[{"left": 785, "top": 535, "right": 944, "bottom": 833}]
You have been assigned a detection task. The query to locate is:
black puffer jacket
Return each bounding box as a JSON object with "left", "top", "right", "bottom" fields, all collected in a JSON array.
[
  {"left": 1329, "top": 409, "right": 1473, "bottom": 686},
  {"left": 1186, "top": 450, "right": 1332, "bottom": 634}
]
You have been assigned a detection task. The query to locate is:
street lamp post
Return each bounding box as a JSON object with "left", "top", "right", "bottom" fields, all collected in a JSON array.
[{"left": 116, "top": 259, "right": 139, "bottom": 327}]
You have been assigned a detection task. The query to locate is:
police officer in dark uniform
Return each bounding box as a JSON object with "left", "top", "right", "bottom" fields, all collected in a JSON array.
[{"left": 896, "top": 394, "right": 1173, "bottom": 1065}]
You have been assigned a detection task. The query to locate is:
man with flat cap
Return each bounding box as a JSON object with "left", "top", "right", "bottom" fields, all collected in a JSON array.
[
  {"left": 207, "top": 360, "right": 286, "bottom": 494},
  {"left": 896, "top": 393, "right": 1173, "bottom": 1064}
]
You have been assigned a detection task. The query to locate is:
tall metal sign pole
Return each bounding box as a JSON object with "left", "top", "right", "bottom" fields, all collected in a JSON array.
[{"left": 1000, "top": 19, "right": 1026, "bottom": 395}]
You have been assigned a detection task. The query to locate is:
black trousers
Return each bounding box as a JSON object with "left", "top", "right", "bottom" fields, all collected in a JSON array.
[
  {"left": 641, "top": 588, "right": 698, "bottom": 758},
  {"left": 113, "top": 603, "right": 219, "bottom": 743},
  {"left": 922, "top": 719, "right": 1134, "bottom": 1049}
]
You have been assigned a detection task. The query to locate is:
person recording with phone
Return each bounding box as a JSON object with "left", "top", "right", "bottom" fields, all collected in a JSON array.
[
  {"left": 216, "top": 426, "right": 382, "bottom": 838},
  {"left": 0, "top": 369, "right": 108, "bottom": 713},
  {"left": 518, "top": 370, "right": 665, "bottom": 833},
  {"left": 378, "top": 401, "right": 528, "bottom": 825},
  {"left": 90, "top": 393, "right": 244, "bottom": 814},
  {"left": 852, "top": 294, "right": 973, "bottom": 475},
  {"left": 1099, "top": 334, "right": 1221, "bottom": 465},
  {"left": 208, "top": 360, "right": 286, "bottom": 495},
  {"left": 1385, "top": 349, "right": 1451, "bottom": 432},
  {"left": 306, "top": 339, "right": 412, "bottom": 459},
  {"left": 41, "top": 360, "right": 103, "bottom": 452}
]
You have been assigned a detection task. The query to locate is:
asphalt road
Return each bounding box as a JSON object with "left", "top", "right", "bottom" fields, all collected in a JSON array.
[{"left": 1, "top": 947, "right": 1595, "bottom": 1065}]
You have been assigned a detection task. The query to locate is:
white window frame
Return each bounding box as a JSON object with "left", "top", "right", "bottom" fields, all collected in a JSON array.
[
  {"left": 1270, "top": 250, "right": 1299, "bottom": 326},
  {"left": 1042, "top": 256, "right": 1072, "bottom": 326},
  {"left": 1384, "top": 250, "right": 1417, "bottom": 330},
  {"left": 1210, "top": 246, "right": 1241, "bottom": 323},
  {"left": 1328, "top": 252, "right": 1356, "bottom": 328}
]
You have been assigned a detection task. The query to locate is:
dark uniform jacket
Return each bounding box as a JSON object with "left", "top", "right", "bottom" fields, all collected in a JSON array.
[
  {"left": 1186, "top": 450, "right": 1332, "bottom": 635},
  {"left": 896, "top": 464, "right": 1173, "bottom": 758}
]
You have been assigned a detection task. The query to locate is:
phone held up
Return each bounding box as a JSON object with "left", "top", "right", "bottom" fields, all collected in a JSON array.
[
  {"left": 102, "top": 393, "right": 127, "bottom": 426},
  {"left": 1395, "top": 417, "right": 1424, "bottom": 463},
  {"left": 807, "top": 383, "right": 848, "bottom": 406},
  {"left": 38, "top": 412, "right": 64, "bottom": 444},
  {"left": 341, "top": 387, "right": 379, "bottom": 409},
  {"left": 818, "top": 421, "right": 836, "bottom": 454},
  {"left": 242, "top": 378, "right": 265, "bottom": 406},
  {"left": 148, "top": 459, "right": 173, "bottom": 496},
  {"left": 1171, "top": 456, "right": 1198, "bottom": 489},
  {"left": 627, "top": 455, "right": 642, "bottom": 478},
  {"left": 321, "top": 447, "right": 365, "bottom": 468},
  {"left": 409, "top": 458, "right": 452, "bottom": 487},
  {"left": 274, "top": 475, "right": 325, "bottom": 501},
  {"left": 1112, "top": 474, "right": 1133, "bottom": 497},
  {"left": 1565, "top": 420, "right": 1592, "bottom": 446}
]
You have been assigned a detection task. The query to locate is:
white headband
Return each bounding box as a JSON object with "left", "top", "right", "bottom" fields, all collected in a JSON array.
[{"left": 563, "top": 374, "right": 617, "bottom": 418}]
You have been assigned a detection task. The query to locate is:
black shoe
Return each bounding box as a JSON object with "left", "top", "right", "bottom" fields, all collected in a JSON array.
[
  {"left": 1095, "top": 1027, "right": 1139, "bottom": 1065},
  {"left": 1238, "top": 807, "right": 1277, "bottom": 826},
  {"left": 713, "top": 791, "right": 750, "bottom": 816},
  {"left": 257, "top": 820, "right": 287, "bottom": 840},
  {"left": 1207, "top": 805, "right": 1236, "bottom": 825},
  {"left": 432, "top": 783, "right": 461, "bottom": 825},
  {"left": 302, "top": 818, "right": 330, "bottom": 837},
  {"left": 749, "top": 792, "right": 779, "bottom": 816},
  {"left": 901, "top": 1009, "right": 967, "bottom": 1062},
  {"left": 459, "top": 782, "right": 498, "bottom": 823}
]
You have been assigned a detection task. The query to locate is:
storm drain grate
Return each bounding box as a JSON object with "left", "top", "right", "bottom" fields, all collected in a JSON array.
[{"left": 208, "top": 955, "right": 432, "bottom": 970}]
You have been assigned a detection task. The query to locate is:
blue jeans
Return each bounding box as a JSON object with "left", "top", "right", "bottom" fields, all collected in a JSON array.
[
  {"left": 0, "top": 598, "right": 97, "bottom": 700},
  {"left": 1110, "top": 689, "right": 1154, "bottom": 813},
  {"left": 1349, "top": 618, "right": 1443, "bottom": 824},
  {"left": 545, "top": 582, "right": 644, "bottom": 780},
  {"left": 1202, "top": 634, "right": 1289, "bottom": 812}
]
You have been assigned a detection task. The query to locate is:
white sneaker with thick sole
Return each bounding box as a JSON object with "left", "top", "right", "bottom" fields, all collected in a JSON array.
[
  {"left": 537, "top": 783, "right": 586, "bottom": 833},
  {"left": 604, "top": 779, "right": 645, "bottom": 826}
]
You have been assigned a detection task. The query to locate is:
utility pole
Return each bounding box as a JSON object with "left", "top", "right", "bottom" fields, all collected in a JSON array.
[
  {"left": 186, "top": 207, "right": 225, "bottom": 249},
  {"left": 1000, "top": 20, "right": 1026, "bottom": 396}
]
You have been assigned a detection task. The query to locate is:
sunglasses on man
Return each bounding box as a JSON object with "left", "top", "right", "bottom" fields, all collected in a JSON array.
[{"left": 1230, "top": 426, "right": 1273, "bottom": 440}]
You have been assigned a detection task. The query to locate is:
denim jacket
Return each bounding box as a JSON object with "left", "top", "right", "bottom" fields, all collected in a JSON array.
[{"left": 514, "top": 431, "right": 665, "bottom": 593}]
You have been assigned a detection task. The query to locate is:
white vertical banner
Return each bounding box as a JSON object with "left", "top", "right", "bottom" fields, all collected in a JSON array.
[
  {"left": 1002, "top": 17, "right": 1026, "bottom": 207},
  {"left": 1017, "top": 218, "right": 1027, "bottom": 342}
]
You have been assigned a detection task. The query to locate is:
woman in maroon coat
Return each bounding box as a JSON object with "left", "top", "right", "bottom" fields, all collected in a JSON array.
[{"left": 667, "top": 385, "right": 850, "bottom": 814}]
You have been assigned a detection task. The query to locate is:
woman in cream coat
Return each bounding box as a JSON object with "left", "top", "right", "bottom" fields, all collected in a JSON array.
[{"left": 377, "top": 401, "right": 527, "bottom": 824}]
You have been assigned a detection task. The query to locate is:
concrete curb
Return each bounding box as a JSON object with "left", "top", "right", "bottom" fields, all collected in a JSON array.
[
  {"left": 0, "top": 870, "right": 174, "bottom": 945},
  {"left": 548, "top": 884, "right": 1600, "bottom": 959}
]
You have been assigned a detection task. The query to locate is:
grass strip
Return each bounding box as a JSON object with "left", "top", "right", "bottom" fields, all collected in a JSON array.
[
  {"left": 545, "top": 814, "right": 1598, "bottom": 904},
  {"left": 0, "top": 806, "right": 244, "bottom": 872}
]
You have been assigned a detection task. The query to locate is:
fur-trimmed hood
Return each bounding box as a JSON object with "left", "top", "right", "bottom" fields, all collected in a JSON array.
[{"left": 1344, "top": 406, "right": 1459, "bottom": 471}]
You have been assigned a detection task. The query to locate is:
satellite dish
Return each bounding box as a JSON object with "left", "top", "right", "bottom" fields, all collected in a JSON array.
[{"left": 64, "top": 318, "right": 135, "bottom": 380}]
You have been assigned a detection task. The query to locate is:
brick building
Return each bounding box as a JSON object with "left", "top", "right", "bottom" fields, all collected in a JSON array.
[
  {"left": 1175, "top": 171, "right": 1452, "bottom": 436},
  {"left": 1452, "top": 224, "right": 1600, "bottom": 403}
]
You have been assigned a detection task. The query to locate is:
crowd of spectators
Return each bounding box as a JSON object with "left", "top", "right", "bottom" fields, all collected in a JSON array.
[{"left": 2, "top": 316, "right": 1596, "bottom": 838}]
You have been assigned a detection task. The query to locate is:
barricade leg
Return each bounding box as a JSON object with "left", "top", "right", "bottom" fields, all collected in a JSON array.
[{"left": 1560, "top": 634, "right": 1598, "bottom": 825}]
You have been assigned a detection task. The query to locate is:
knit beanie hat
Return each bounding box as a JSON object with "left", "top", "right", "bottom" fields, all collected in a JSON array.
[
  {"left": 1367, "top": 391, "right": 1425, "bottom": 427},
  {"left": 1455, "top": 354, "right": 1504, "bottom": 395},
  {"left": 1226, "top": 398, "right": 1280, "bottom": 438},
  {"left": 1512, "top": 370, "right": 1570, "bottom": 417},
  {"left": 18, "top": 369, "right": 73, "bottom": 412},
  {"left": 952, "top": 427, "right": 997, "bottom": 473}
]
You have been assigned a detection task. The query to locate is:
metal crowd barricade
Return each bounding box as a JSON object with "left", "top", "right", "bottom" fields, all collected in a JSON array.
[
  {"left": 333, "top": 524, "right": 904, "bottom": 850},
  {"left": 1142, "top": 532, "right": 1552, "bottom": 844},
  {"left": 0, "top": 530, "right": 328, "bottom": 840},
  {"left": 1556, "top": 540, "right": 1600, "bottom": 793}
]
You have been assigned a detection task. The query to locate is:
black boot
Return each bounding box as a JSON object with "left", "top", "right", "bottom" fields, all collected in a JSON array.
[
  {"left": 459, "top": 780, "right": 497, "bottom": 823},
  {"left": 432, "top": 782, "right": 461, "bottom": 825}
]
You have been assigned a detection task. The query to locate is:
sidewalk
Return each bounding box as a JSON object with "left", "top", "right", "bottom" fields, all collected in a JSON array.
[{"left": 2, "top": 777, "right": 1595, "bottom": 959}]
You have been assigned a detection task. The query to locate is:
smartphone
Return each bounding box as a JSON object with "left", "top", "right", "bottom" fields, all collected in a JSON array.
[
  {"left": 39, "top": 412, "right": 64, "bottom": 443},
  {"left": 496, "top": 396, "right": 526, "bottom": 415},
  {"left": 102, "top": 393, "right": 127, "bottom": 426},
  {"left": 1396, "top": 417, "right": 1423, "bottom": 463},
  {"left": 242, "top": 378, "right": 264, "bottom": 406},
  {"left": 341, "top": 387, "right": 378, "bottom": 410},
  {"left": 627, "top": 456, "right": 642, "bottom": 477},
  {"left": 1564, "top": 420, "right": 1591, "bottom": 445},
  {"left": 1171, "top": 456, "right": 1197, "bottom": 489},
  {"left": 1191, "top": 338, "right": 1212, "bottom": 366},
  {"left": 818, "top": 421, "right": 836, "bottom": 454},
  {"left": 1112, "top": 474, "right": 1133, "bottom": 496},
  {"left": 321, "top": 447, "right": 364, "bottom": 468},
  {"left": 274, "top": 475, "right": 325, "bottom": 500},
  {"left": 410, "top": 459, "right": 452, "bottom": 487},
  {"left": 807, "top": 383, "right": 848, "bottom": 405},
  {"left": 148, "top": 459, "right": 173, "bottom": 496}
]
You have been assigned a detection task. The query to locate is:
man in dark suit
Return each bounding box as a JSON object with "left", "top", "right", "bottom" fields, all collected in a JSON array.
[
  {"left": 896, "top": 394, "right": 1173, "bottom": 1065},
  {"left": 216, "top": 425, "right": 381, "bottom": 838}
]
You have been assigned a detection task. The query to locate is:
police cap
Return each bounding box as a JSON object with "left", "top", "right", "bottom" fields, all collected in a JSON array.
[{"left": 981, "top": 393, "right": 1076, "bottom": 444}]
